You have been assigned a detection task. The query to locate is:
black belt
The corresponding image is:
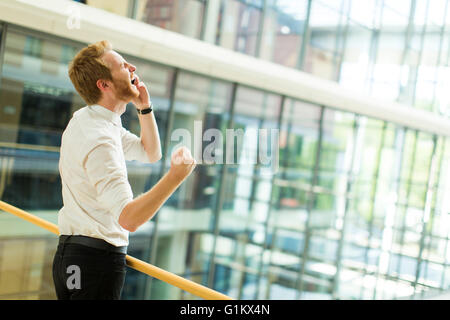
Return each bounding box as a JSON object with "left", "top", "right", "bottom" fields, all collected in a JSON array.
[{"left": 59, "top": 235, "right": 127, "bottom": 254}]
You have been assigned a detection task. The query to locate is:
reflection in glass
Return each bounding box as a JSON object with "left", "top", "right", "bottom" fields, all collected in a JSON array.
[
  {"left": 216, "top": 0, "right": 262, "bottom": 56},
  {"left": 84, "top": 0, "right": 133, "bottom": 17},
  {"left": 260, "top": 0, "right": 308, "bottom": 68},
  {"left": 2, "top": 0, "right": 450, "bottom": 299},
  {"left": 151, "top": 72, "right": 233, "bottom": 299},
  {"left": 303, "top": 0, "right": 347, "bottom": 80},
  {"left": 209, "top": 86, "right": 281, "bottom": 299},
  {"left": 136, "top": 0, "right": 206, "bottom": 39}
]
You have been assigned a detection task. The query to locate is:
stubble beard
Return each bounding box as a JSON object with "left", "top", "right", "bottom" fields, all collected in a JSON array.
[{"left": 114, "top": 77, "right": 139, "bottom": 103}]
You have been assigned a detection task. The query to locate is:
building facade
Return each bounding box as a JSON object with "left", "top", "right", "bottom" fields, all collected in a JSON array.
[{"left": 0, "top": 0, "right": 449, "bottom": 300}]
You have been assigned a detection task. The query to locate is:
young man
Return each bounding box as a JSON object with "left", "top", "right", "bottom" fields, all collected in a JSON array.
[{"left": 52, "top": 40, "right": 196, "bottom": 300}]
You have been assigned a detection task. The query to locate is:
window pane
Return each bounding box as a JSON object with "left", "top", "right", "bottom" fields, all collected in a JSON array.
[
  {"left": 137, "top": 0, "right": 206, "bottom": 39},
  {"left": 259, "top": 0, "right": 308, "bottom": 68},
  {"left": 85, "top": 0, "right": 132, "bottom": 17},
  {"left": 371, "top": 5, "right": 409, "bottom": 101},
  {"left": 216, "top": 0, "right": 262, "bottom": 56},
  {"left": 0, "top": 32, "right": 84, "bottom": 211},
  {"left": 0, "top": 31, "right": 84, "bottom": 299},
  {"left": 155, "top": 72, "right": 233, "bottom": 294},
  {"left": 210, "top": 86, "right": 281, "bottom": 298},
  {"left": 339, "top": 23, "right": 372, "bottom": 94},
  {"left": 304, "top": 1, "right": 347, "bottom": 80}
]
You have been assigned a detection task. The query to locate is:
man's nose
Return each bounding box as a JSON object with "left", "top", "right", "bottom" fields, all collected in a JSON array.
[{"left": 129, "top": 64, "right": 136, "bottom": 72}]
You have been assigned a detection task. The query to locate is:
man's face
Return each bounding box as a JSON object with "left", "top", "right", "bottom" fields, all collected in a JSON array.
[{"left": 102, "top": 50, "right": 139, "bottom": 102}]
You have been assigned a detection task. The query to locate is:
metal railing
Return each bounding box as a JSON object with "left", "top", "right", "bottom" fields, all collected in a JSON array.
[{"left": 0, "top": 200, "right": 233, "bottom": 300}]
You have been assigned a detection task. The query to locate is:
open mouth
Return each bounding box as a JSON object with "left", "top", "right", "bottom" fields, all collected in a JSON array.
[{"left": 131, "top": 78, "right": 136, "bottom": 85}]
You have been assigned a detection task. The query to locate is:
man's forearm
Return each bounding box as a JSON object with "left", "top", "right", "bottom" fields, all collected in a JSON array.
[
  {"left": 119, "top": 170, "right": 184, "bottom": 232},
  {"left": 138, "top": 111, "right": 162, "bottom": 162}
]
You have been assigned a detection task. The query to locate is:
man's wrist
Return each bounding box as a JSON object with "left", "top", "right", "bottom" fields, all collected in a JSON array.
[
  {"left": 166, "top": 168, "right": 186, "bottom": 185},
  {"left": 136, "top": 101, "right": 152, "bottom": 110},
  {"left": 136, "top": 102, "right": 153, "bottom": 115}
]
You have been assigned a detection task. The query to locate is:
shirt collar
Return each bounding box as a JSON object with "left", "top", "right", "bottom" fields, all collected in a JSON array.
[{"left": 89, "top": 104, "right": 122, "bottom": 127}]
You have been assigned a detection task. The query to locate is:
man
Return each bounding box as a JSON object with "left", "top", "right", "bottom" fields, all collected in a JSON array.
[{"left": 52, "top": 40, "right": 196, "bottom": 300}]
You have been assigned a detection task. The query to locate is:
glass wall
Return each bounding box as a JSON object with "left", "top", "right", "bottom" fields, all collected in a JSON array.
[
  {"left": 84, "top": 0, "right": 133, "bottom": 17},
  {"left": 259, "top": 0, "right": 309, "bottom": 68},
  {"left": 147, "top": 71, "right": 234, "bottom": 299},
  {"left": 136, "top": 0, "right": 206, "bottom": 39},
  {"left": 207, "top": 86, "right": 281, "bottom": 299},
  {"left": 116, "top": 54, "right": 175, "bottom": 300},
  {"left": 0, "top": 20, "right": 450, "bottom": 300},
  {"left": 263, "top": 99, "right": 323, "bottom": 299},
  {"left": 215, "top": 0, "right": 263, "bottom": 56},
  {"left": 0, "top": 28, "right": 162, "bottom": 299},
  {"left": 74, "top": 0, "right": 450, "bottom": 118},
  {"left": 303, "top": 0, "right": 349, "bottom": 81},
  {"left": 0, "top": 29, "right": 80, "bottom": 299}
]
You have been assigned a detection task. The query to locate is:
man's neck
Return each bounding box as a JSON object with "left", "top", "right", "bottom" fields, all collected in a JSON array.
[{"left": 95, "top": 98, "right": 128, "bottom": 115}]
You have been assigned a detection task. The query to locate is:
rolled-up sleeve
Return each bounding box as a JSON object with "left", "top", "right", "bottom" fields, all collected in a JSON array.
[
  {"left": 85, "top": 141, "right": 134, "bottom": 220},
  {"left": 120, "top": 127, "right": 150, "bottom": 163}
]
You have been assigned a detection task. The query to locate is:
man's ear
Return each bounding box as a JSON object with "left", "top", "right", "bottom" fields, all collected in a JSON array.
[{"left": 96, "top": 79, "right": 109, "bottom": 91}]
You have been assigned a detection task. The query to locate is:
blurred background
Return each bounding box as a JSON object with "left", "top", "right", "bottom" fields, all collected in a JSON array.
[{"left": 0, "top": 0, "right": 450, "bottom": 300}]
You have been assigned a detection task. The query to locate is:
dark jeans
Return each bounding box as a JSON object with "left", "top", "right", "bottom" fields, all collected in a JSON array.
[{"left": 52, "top": 238, "right": 127, "bottom": 300}]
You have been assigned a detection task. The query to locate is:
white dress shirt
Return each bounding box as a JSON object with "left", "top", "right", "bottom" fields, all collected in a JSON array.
[{"left": 58, "top": 104, "right": 150, "bottom": 246}]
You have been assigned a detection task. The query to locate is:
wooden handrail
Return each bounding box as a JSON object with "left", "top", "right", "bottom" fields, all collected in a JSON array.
[{"left": 0, "top": 200, "right": 232, "bottom": 300}]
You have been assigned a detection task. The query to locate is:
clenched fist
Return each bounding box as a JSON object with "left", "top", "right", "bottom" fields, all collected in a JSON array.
[{"left": 168, "top": 146, "right": 196, "bottom": 182}]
